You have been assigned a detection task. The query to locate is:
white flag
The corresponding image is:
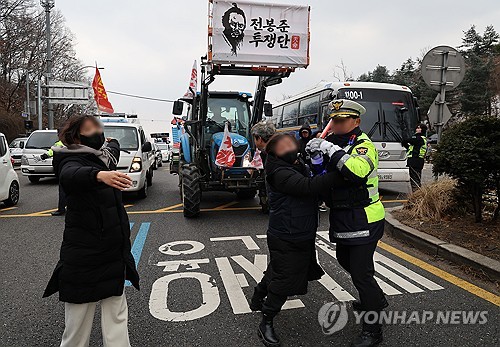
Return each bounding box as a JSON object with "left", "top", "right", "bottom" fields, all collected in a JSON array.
[
  {"left": 215, "top": 122, "right": 236, "bottom": 167},
  {"left": 183, "top": 60, "right": 197, "bottom": 99}
]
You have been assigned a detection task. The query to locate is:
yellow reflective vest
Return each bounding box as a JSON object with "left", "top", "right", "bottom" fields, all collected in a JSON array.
[
  {"left": 336, "top": 132, "right": 385, "bottom": 224},
  {"left": 47, "top": 140, "right": 64, "bottom": 157}
]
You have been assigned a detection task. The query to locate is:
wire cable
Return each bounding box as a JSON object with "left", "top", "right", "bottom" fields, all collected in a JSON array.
[{"left": 106, "top": 90, "right": 175, "bottom": 103}]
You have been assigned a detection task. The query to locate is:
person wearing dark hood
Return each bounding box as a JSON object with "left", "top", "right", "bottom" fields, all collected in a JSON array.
[
  {"left": 307, "top": 99, "right": 387, "bottom": 347},
  {"left": 251, "top": 133, "right": 341, "bottom": 347},
  {"left": 298, "top": 123, "right": 312, "bottom": 160},
  {"left": 402, "top": 123, "right": 428, "bottom": 191},
  {"left": 43, "top": 115, "right": 139, "bottom": 347}
]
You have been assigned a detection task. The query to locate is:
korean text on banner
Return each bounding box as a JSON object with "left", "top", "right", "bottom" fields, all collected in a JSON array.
[{"left": 210, "top": 0, "right": 310, "bottom": 67}]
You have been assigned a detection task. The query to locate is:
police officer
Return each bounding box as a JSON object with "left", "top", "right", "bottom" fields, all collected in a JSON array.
[
  {"left": 402, "top": 123, "right": 428, "bottom": 191},
  {"left": 307, "top": 99, "right": 387, "bottom": 347},
  {"left": 40, "top": 139, "right": 66, "bottom": 216}
]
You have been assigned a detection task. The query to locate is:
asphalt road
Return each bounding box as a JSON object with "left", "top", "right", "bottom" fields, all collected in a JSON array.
[{"left": 0, "top": 166, "right": 498, "bottom": 347}]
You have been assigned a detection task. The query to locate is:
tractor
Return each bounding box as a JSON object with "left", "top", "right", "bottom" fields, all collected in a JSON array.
[{"left": 170, "top": 57, "right": 292, "bottom": 217}]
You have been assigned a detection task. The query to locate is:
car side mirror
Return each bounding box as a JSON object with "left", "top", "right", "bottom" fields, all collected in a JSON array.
[
  {"left": 172, "top": 100, "right": 184, "bottom": 115},
  {"left": 19, "top": 142, "right": 24, "bottom": 149},
  {"left": 263, "top": 103, "right": 273, "bottom": 117},
  {"left": 142, "top": 141, "right": 152, "bottom": 152}
]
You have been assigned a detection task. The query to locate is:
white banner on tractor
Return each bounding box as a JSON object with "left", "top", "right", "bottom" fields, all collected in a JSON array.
[{"left": 209, "top": 0, "right": 310, "bottom": 67}]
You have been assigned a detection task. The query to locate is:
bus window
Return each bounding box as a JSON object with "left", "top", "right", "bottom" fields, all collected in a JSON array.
[
  {"left": 282, "top": 102, "right": 299, "bottom": 127},
  {"left": 298, "top": 95, "right": 319, "bottom": 125},
  {"left": 272, "top": 106, "right": 283, "bottom": 127}
]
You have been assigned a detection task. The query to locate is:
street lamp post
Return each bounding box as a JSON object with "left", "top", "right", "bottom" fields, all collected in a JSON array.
[
  {"left": 40, "top": 0, "right": 55, "bottom": 129},
  {"left": 73, "top": 65, "right": 104, "bottom": 79}
]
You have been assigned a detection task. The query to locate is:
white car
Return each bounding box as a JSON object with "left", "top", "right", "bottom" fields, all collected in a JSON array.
[
  {"left": 21, "top": 130, "right": 59, "bottom": 183},
  {"left": 157, "top": 142, "right": 171, "bottom": 162},
  {"left": 0, "top": 133, "right": 20, "bottom": 206},
  {"left": 9, "top": 137, "right": 28, "bottom": 167},
  {"left": 103, "top": 122, "right": 154, "bottom": 199}
]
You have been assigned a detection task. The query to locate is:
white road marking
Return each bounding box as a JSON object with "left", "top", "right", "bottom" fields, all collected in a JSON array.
[
  {"left": 215, "top": 257, "right": 252, "bottom": 314},
  {"left": 210, "top": 236, "right": 260, "bottom": 250},
  {"left": 375, "top": 262, "right": 424, "bottom": 293},
  {"left": 155, "top": 258, "right": 210, "bottom": 272},
  {"left": 148, "top": 234, "right": 445, "bottom": 322},
  {"left": 158, "top": 240, "right": 205, "bottom": 255},
  {"left": 374, "top": 252, "right": 444, "bottom": 291},
  {"left": 149, "top": 272, "right": 220, "bottom": 322}
]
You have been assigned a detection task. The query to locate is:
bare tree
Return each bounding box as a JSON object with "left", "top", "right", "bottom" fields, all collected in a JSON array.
[
  {"left": 332, "top": 59, "right": 353, "bottom": 82},
  {"left": 0, "top": 0, "right": 87, "bottom": 140}
]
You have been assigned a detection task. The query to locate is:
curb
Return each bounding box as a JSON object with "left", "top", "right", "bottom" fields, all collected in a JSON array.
[{"left": 384, "top": 207, "right": 500, "bottom": 281}]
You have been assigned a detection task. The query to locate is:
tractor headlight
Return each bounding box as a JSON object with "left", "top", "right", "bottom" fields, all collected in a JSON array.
[
  {"left": 130, "top": 157, "right": 142, "bottom": 172},
  {"left": 21, "top": 155, "right": 28, "bottom": 165}
]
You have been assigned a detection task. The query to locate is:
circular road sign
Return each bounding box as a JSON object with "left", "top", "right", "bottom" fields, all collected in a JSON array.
[{"left": 421, "top": 45, "right": 465, "bottom": 92}]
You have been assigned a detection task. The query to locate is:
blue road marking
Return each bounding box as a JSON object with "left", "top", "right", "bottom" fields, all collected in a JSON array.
[{"left": 126, "top": 222, "right": 151, "bottom": 287}]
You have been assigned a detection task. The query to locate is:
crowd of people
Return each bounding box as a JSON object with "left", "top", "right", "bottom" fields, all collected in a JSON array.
[{"left": 42, "top": 99, "right": 428, "bottom": 347}]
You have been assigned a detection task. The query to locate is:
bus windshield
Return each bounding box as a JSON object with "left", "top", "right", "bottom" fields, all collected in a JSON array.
[
  {"left": 338, "top": 88, "right": 418, "bottom": 142},
  {"left": 206, "top": 97, "right": 250, "bottom": 138}
]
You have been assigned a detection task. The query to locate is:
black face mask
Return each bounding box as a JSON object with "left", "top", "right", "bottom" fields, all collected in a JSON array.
[
  {"left": 278, "top": 149, "right": 299, "bottom": 165},
  {"left": 80, "top": 132, "right": 105, "bottom": 150}
]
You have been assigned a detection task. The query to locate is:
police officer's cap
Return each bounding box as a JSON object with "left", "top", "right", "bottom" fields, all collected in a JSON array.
[{"left": 328, "top": 99, "right": 366, "bottom": 119}]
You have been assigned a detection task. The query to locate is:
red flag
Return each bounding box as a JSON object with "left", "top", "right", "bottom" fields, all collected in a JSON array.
[
  {"left": 249, "top": 149, "right": 264, "bottom": 169},
  {"left": 183, "top": 60, "right": 197, "bottom": 99},
  {"left": 215, "top": 123, "right": 235, "bottom": 167},
  {"left": 92, "top": 67, "right": 114, "bottom": 114}
]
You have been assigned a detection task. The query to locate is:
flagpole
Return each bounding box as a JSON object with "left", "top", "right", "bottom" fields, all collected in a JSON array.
[{"left": 95, "top": 62, "right": 100, "bottom": 116}]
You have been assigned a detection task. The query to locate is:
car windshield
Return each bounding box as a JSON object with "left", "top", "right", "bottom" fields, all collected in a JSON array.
[
  {"left": 9, "top": 138, "right": 27, "bottom": 148},
  {"left": 157, "top": 144, "right": 168, "bottom": 150},
  {"left": 25, "top": 132, "right": 58, "bottom": 149},
  {"left": 337, "top": 88, "right": 418, "bottom": 142},
  {"left": 206, "top": 97, "right": 250, "bottom": 138},
  {"left": 104, "top": 126, "right": 139, "bottom": 151}
]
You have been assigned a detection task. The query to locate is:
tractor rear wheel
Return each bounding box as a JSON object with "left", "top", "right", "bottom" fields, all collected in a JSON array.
[{"left": 181, "top": 164, "right": 201, "bottom": 218}]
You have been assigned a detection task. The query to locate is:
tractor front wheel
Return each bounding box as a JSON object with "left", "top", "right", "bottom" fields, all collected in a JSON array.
[{"left": 181, "top": 164, "right": 201, "bottom": 218}]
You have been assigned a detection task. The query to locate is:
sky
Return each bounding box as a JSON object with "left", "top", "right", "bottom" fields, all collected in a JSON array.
[{"left": 54, "top": 0, "right": 500, "bottom": 136}]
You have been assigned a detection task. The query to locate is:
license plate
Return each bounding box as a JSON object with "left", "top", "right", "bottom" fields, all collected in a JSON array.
[{"left": 378, "top": 174, "right": 393, "bottom": 180}]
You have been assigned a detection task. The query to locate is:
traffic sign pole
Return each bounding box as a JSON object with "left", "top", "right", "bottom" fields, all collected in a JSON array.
[{"left": 421, "top": 45, "right": 465, "bottom": 143}]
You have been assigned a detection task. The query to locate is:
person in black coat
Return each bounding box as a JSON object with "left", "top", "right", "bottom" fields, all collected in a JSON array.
[
  {"left": 298, "top": 123, "right": 312, "bottom": 160},
  {"left": 402, "top": 123, "right": 428, "bottom": 191},
  {"left": 251, "top": 133, "right": 340, "bottom": 347},
  {"left": 43, "top": 115, "right": 139, "bottom": 347}
]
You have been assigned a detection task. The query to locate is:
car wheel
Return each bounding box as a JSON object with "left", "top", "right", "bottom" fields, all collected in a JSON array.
[
  {"left": 28, "top": 176, "right": 40, "bottom": 184},
  {"left": 147, "top": 170, "right": 153, "bottom": 187},
  {"left": 3, "top": 181, "right": 20, "bottom": 206},
  {"left": 137, "top": 181, "right": 148, "bottom": 199}
]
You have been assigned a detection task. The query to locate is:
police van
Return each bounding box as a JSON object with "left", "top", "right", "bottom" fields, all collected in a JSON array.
[{"left": 100, "top": 115, "right": 154, "bottom": 198}]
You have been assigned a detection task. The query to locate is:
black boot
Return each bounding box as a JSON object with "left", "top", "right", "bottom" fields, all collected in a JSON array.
[
  {"left": 352, "top": 296, "right": 388, "bottom": 312},
  {"left": 350, "top": 330, "right": 383, "bottom": 347},
  {"left": 51, "top": 210, "right": 65, "bottom": 216},
  {"left": 250, "top": 288, "right": 266, "bottom": 311},
  {"left": 258, "top": 314, "right": 280, "bottom": 347}
]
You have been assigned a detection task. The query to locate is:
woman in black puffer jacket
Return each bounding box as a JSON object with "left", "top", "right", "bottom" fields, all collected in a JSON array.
[
  {"left": 43, "top": 115, "right": 139, "bottom": 347},
  {"left": 252, "top": 133, "right": 341, "bottom": 347}
]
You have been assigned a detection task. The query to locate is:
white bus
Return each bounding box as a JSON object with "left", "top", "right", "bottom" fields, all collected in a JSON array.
[{"left": 270, "top": 81, "right": 420, "bottom": 185}]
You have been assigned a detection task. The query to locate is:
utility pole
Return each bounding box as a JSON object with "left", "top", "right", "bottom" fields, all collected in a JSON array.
[
  {"left": 37, "top": 80, "right": 43, "bottom": 130},
  {"left": 25, "top": 73, "right": 31, "bottom": 121},
  {"left": 41, "top": 0, "right": 55, "bottom": 129}
]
